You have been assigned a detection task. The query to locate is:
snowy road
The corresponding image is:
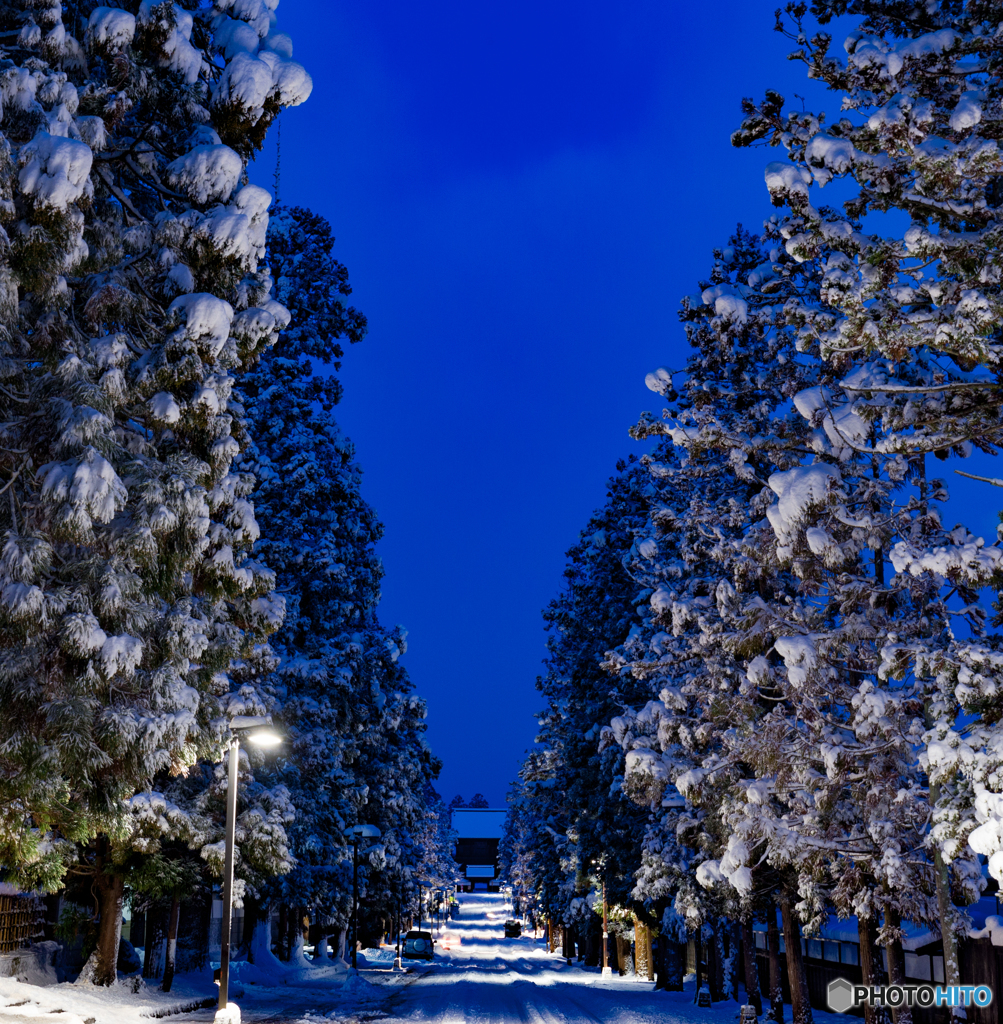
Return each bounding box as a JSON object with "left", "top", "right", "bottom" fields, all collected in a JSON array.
[{"left": 338, "top": 893, "right": 777, "bottom": 1024}]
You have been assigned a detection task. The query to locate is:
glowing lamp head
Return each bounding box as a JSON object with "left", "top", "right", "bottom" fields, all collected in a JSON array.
[{"left": 247, "top": 728, "right": 282, "bottom": 747}]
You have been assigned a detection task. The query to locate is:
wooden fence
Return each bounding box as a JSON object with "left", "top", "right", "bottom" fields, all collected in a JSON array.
[{"left": 0, "top": 893, "right": 45, "bottom": 953}]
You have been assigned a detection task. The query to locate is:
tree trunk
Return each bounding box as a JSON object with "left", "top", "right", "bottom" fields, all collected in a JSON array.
[
  {"left": 143, "top": 904, "right": 165, "bottom": 979},
  {"left": 93, "top": 861, "right": 125, "bottom": 987},
  {"left": 929, "top": 782, "right": 962, "bottom": 1019},
  {"left": 288, "top": 905, "right": 304, "bottom": 962},
  {"left": 616, "top": 932, "right": 633, "bottom": 975},
  {"left": 708, "top": 921, "right": 723, "bottom": 1000},
  {"left": 883, "top": 906, "right": 913, "bottom": 1024},
  {"left": 694, "top": 928, "right": 703, "bottom": 1001},
  {"left": 858, "top": 915, "right": 879, "bottom": 1024},
  {"left": 664, "top": 937, "right": 684, "bottom": 990},
  {"left": 161, "top": 893, "right": 181, "bottom": 992},
  {"left": 767, "top": 905, "right": 784, "bottom": 1023},
  {"left": 742, "top": 919, "right": 763, "bottom": 1015},
  {"left": 729, "top": 922, "right": 740, "bottom": 1000},
  {"left": 779, "top": 895, "right": 812, "bottom": 1024},
  {"left": 634, "top": 917, "right": 650, "bottom": 980},
  {"left": 277, "top": 903, "right": 289, "bottom": 960}
]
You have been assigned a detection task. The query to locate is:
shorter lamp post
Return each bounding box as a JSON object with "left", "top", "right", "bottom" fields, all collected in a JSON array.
[
  {"left": 217, "top": 716, "right": 282, "bottom": 1017},
  {"left": 393, "top": 882, "right": 404, "bottom": 972},
  {"left": 343, "top": 824, "right": 381, "bottom": 972}
]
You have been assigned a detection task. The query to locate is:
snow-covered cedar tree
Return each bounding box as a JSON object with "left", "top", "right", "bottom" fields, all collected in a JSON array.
[
  {"left": 734, "top": 0, "right": 1003, "bottom": 1001},
  {"left": 241, "top": 204, "right": 447, "bottom": 951},
  {"left": 602, "top": 225, "right": 838, "bottom": 1014},
  {"left": 504, "top": 457, "right": 652, "bottom": 937},
  {"left": 0, "top": 0, "right": 310, "bottom": 984}
]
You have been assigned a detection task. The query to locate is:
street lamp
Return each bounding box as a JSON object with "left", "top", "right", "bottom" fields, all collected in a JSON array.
[
  {"left": 591, "top": 858, "right": 611, "bottom": 977},
  {"left": 393, "top": 880, "right": 404, "bottom": 972},
  {"left": 343, "top": 823, "right": 381, "bottom": 972},
  {"left": 217, "top": 716, "right": 282, "bottom": 1019}
]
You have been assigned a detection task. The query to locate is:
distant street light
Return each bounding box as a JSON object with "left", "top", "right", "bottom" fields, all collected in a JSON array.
[
  {"left": 343, "top": 823, "right": 381, "bottom": 971},
  {"left": 217, "top": 716, "right": 282, "bottom": 1017}
]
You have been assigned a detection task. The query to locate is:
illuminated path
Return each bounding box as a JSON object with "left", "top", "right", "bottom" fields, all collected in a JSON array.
[{"left": 375, "top": 892, "right": 757, "bottom": 1024}]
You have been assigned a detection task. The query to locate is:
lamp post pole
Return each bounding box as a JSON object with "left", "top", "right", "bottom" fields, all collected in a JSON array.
[
  {"left": 218, "top": 735, "right": 239, "bottom": 1013},
  {"left": 395, "top": 886, "right": 402, "bottom": 964},
  {"left": 351, "top": 835, "right": 360, "bottom": 972},
  {"left": 592, "top": 857, "right": 611, "bottom": 977},
  {"left": 216, "top": 716, "right": 281, "bottom": 1016},
  {"left": 341, "top": 824, "right": 381, "bottom": 974}
]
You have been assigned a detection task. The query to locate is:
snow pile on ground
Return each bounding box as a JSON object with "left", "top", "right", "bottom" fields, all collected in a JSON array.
[
  {"left": 0, "top": 971, "right": 215, "bottom": 1024},
  {"left": 357, "top": 947, "right": 396, "bottom": 966}
]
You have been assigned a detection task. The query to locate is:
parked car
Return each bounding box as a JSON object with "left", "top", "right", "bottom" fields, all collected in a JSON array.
[
  {"left": 403, "top": 929, "right": 435, "bottom": 961},
  {"left": 504, "top": 919, "right": 522, "bottom": 937}
]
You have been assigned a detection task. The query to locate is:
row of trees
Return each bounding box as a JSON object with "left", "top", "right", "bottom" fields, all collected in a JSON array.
[
  {"left": 0, "top": 0, "right": 452, "bottom": 987},
  {"left": 501, "top": 2, "right": 1003, "bottom": 1021}
]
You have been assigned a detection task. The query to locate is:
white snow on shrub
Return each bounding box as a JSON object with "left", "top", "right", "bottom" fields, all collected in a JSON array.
[
  {"left": 214, "top": 51, "right": 313, "bottom": 114},
  {"left": 2, "top": 582, "right": 44, "bottom": 620},
  {"left": 774, "top": 634, "right": 816, "bottom": 688},
  {"left": 214, "top": 15, "right": 261, "bottom": 57},
  {"left": 75, "top": 115, "right": 107, "bottom": 151},
  {"left": 167, "top": 293, "right": 234, "bottom": 357},
  {"left": 166, "top": 262, "right": 195, "bottom": 294},
  {"left": 765, "top": 161, "right": 812, "bottom": 197},
  {"left": 890, "top": 529, "right": 1001, "bottom": 583},
  {"left": 970, "top": 788, "right": 1003, "bottom": 884},
  {"left": 766, "top": 463, "right": 840, "bottom": 537},
  {"left": 644, "top": 366, "right": 674, "bottom": 395},
  {"left": 695, "top": 859, "right": 724, "bottom": 888},
  {"left": 167, "top": 144, "right": 242, "bottom": 204},
  {"left": 718, "top": 836, "right": 753, "bottom": 895},
  {"left": 100, "top": 634, "right": 143, "bottom": 678},
  {"left": 40, "top": 447, "right": 127, "bottom": 523},
  {"left": 87, "top": 7, "right": 136, "bottom": 50},
  {"left": 950, "top": 90, "right": 983, "bottom": 132},
  {"left": 263, "top": 31, "right": 293, "bottom": 58},
  {"left": 138, "top": 1, "right": 202, "bottom": 83},
  {"left": 18, "top": 132, "right": 92, "bottom": 210},
  {"left": 150, "top": 392, "right": 181, "bottom": 424},
  {"left": 624, "top": 747, "right": 669, "bottom": 784}
]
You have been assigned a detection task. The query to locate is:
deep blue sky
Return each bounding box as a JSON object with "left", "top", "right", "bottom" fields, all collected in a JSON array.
[{"left": 252, "top": 1, "right": 1001, "bottom": 807}]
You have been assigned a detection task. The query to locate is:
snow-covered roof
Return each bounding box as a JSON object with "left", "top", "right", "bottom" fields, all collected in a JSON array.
[{"left": 753, "top": 911, "right": 939, "bottom": 951}]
